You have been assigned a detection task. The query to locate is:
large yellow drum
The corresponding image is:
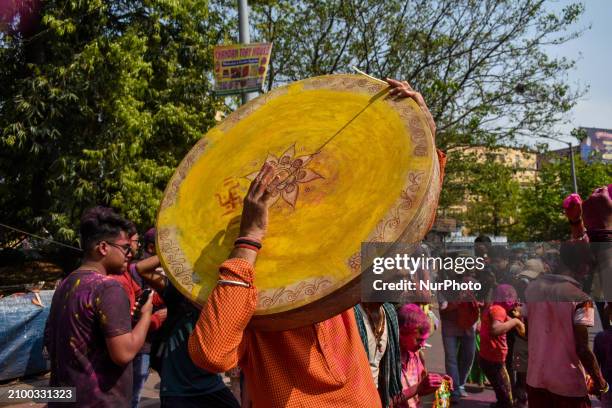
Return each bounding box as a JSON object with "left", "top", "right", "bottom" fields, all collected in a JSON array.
[{"left": 157, "top": 74, "right": 442, "bottom": 330}]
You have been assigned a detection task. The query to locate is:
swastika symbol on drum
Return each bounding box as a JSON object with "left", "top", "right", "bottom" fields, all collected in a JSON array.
[{"left": 216, "top": 178, "right": 242, "bottom": 215}]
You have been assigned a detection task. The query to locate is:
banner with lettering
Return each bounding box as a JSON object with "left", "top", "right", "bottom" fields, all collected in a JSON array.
[{"left": 213, "top": 43, "right": 273, "bottom": 96}]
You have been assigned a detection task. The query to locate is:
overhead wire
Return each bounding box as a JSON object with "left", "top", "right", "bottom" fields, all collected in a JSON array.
[{"left": 0, "top": 222, "right": 82, "bottom": 252}]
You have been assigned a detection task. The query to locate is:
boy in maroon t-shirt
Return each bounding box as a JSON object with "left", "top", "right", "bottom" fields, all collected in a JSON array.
[{"left": 44, "top": 207, "right": 153, "bottom": 407}]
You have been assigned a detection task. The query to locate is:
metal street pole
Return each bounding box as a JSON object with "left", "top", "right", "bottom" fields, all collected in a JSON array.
[
  {"left": 538, "top": 134, "right": 579, "bottom": 194},
  {"left": 238, "top": 0, "right": 256, "bottom": 105},
  {"left": 568, "top": 142, "right": 579, "bottom": 194}
]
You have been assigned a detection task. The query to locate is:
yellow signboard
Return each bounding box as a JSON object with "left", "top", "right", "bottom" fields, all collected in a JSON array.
[{"left": 213, "top": 43, "right": 272, "bottom": 95}]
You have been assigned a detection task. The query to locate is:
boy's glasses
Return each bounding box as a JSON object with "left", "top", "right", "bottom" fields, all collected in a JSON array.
[{"left": 102, "top": 241, "right": 133, "bottom": 256}]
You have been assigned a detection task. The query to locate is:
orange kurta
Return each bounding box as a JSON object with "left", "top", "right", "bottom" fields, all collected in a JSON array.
[{"left": 188, "top": 258, "right": 381, "bottom": 408}]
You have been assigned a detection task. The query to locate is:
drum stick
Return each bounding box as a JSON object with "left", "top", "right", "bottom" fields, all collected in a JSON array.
[
  {"left": 313, "top": 68, "right": 391, "bottom": 153},
  {"left": 351, "top": 67, "right": 388, "bottom": 85}
]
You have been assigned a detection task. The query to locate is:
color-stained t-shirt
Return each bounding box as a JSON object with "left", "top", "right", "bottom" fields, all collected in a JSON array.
[
  {"left": 525, "top": 274, "right": 594, "bottom": 398},
  {"left": 479, "top": 304, "right": 509, "bottom": 363},
  {"left": 396, "top": 351, "right": 426, "bottom": 408},
  {"left": 44, "top": 270, "right": 132, "bottom": 407}
]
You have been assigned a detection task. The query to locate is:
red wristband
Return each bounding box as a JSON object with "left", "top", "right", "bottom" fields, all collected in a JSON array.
[{"left": 235, "top": 243, "right": 260, "bottom": 252}]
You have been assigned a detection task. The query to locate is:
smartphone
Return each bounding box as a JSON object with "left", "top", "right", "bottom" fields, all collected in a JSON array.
[{"left": 133, "top": 288, "right": 152, "bottom": 319}]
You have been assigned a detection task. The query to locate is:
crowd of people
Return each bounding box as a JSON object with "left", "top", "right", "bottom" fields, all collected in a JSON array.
[
  {"left": 428, "top": 185, "right": 612, "bottom": 408},
  {"left": 41, "top": 80, "right": 610, "bottom": 408}
]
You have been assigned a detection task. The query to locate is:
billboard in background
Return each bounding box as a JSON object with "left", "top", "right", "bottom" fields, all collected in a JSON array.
[
  {"left": 213, "top": 43, "right": 272, "bottom": 96},
  {"left": 581, "top": 127, "right": 612, "bottom": 163}
]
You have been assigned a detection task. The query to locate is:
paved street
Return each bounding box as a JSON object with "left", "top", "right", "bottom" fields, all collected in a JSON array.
[
  {"left": 420, "top": 312, "right": 496, "bottom": 408},
  {"left": 1, "top": 307, "right": 606, "bottom": 407},
  {"left": 420, "top": 307, "right": 604, "bottom": 408}
]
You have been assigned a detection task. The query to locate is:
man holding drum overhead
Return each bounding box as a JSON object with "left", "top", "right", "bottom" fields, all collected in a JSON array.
[{"left": 187, "top": 79, "right": 439, "bottom": 408}]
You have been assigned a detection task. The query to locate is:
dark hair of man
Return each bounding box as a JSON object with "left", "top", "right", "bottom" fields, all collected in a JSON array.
[
  {"left": 126, "top": 221, "right": 138, "bottom": 238},
  {"left": 559, "top": 241, "right": 595, "bottom": 276},
  {"left": 80, "top": 206, "right": 132, "bottom": 253},
  {"left": 143, "top": 228, "right": 156, "bottom": 246},
  {"left": 475, "top": 234, "right": 492, "bottom": 243},
  {"left": 489, "top": 245, "right": 509, "bottom": 260}
]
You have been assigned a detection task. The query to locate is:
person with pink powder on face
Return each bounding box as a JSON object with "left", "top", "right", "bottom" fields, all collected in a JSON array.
[
  {"left": 564, "top": 184, "right": 612, "bottom": 242},
  {"left": 563, "top": 184, "right": 612, "bottom": 330},
  {"left": 525, "top": 183, "right": 611, "bottom": 408},
  {"left": 479, "top": 284, "right": 525, "bottom": 408},
  {"left": 394, "top": 304, "right": 453, "bottom": 408}
]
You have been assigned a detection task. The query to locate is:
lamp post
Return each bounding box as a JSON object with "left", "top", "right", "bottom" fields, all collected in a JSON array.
[
  {"left": 568, "top": 142, "right": 578, "bottom": 194},
  {"left": 541, "top": 135, "right": 579, "bottom": 194},
  {"left": 238, "top": 0, "right": 256, "bottom": 105}
]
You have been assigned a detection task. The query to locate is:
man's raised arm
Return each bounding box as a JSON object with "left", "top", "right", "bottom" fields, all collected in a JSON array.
[{"left": 188, "top": 163, "right": 277, "bottom": 372}]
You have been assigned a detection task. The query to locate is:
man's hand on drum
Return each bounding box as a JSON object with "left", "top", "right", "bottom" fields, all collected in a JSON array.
[
  {"left": 386, "top": 78, "right": 436, "bottom": 138},
  {"left": 239, "top": 162, "right": 277, "bottom": 242}
]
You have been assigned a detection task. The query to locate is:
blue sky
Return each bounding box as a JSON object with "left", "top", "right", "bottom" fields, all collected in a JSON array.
[{"left": 545, "top": 0, "right": 612, "bottom": 149}]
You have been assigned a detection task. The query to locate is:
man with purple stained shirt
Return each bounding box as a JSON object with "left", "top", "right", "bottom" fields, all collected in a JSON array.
[{"left": 44, "top": 206, "right": 153, "bottom": 407}]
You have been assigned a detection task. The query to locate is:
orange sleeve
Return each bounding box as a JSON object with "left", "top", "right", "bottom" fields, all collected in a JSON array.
[
  {"left": 427, "top": 149, "right": 447, "bottom": 231},
  {"left": 188, "top": 258, "right": 257, "bottom": 373}
]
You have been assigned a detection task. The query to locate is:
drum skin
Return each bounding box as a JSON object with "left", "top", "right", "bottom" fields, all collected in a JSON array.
[{"left": 156, "top": 74, "right": 442, "bottom": 330}]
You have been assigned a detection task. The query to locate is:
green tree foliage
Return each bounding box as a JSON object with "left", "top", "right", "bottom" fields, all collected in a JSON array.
[
  {"left": 0, "top": 0, "right": 593, "bottom": 246},
  {"left": 232, "top": 0, "right": 590, "bottom": 238},
  {"left": 510, "top": 154, "right": 612, "bottom": 241},
  {"left": 441, "top": 147, "right": 610, "bottom": 241},
  {"left": 439, "top": 149, "right": 522, "bottom": 236},
  {"left": 238, "top": 0, "right": 586, "bottom": 149},
  {"left": 0, "top": 0, "right": 229, "bottom": 243}
]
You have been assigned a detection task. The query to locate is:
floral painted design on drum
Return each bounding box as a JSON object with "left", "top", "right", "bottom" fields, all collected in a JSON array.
[
  {"left": 257, "top": 276, "right": 334, "bottom": 308},
  {"left": 246, "top": 144, "right": 324, "bottom": 208}
]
